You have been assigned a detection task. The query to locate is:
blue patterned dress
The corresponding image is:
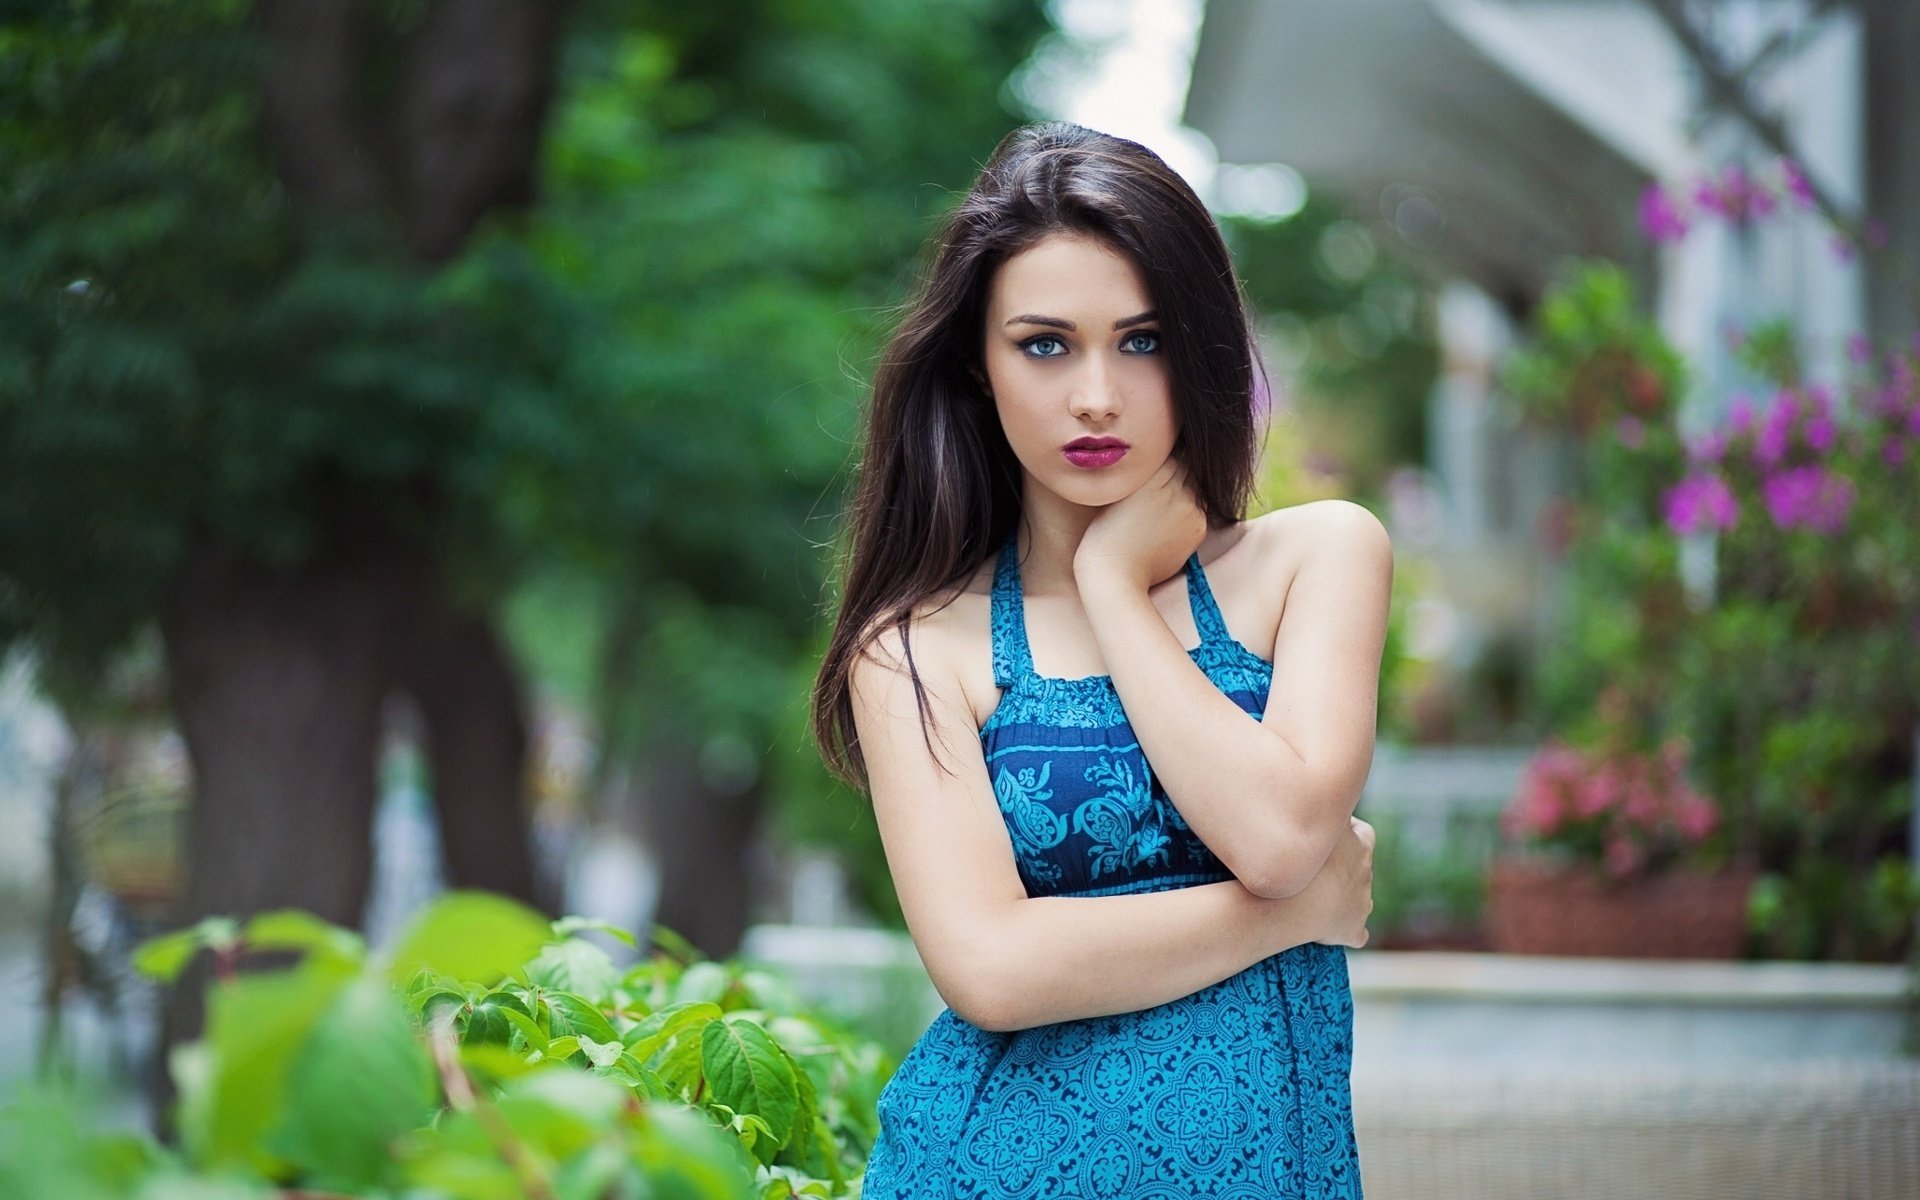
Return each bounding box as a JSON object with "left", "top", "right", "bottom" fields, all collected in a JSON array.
[{"left": 859, "top": 531, "right": 1363, "bottom": 1199}]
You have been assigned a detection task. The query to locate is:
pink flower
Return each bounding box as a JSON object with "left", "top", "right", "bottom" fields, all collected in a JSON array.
[
  {"left": 1604, "top": 836, "right": 1646, "bottom": 879},
  {"left": 1664, "top": 472, "right": 1739, "bottom": 535},
  {"left": 1727, "top": 394, "right": 1756, "bottom": 433},
  {"left": 1623, "top": 780, "right": 1661, "bottom": 826},
  {"left": 1676, "top": 797, "right": 1718, "bottom": 841},
  {"left": 1889, "top": 438, "right": 1913, "bottom": 467},
  {"left": 1847, "top": 333, "right": 1873, "bottom": 365}
]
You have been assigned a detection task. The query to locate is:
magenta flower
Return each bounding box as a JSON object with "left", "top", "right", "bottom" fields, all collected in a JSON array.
[
  {"left": 1695, "top": 163, "right": 1771, "bottom": 225},
  {"left": 1762, "top": 465, "right": 1855, "bottom": 533},
  {"left": 1847, "top": 333, "right": 1873, "bottom": 365},
  {"left": 1727, "top": 394, "right": 1756, "bottom": 433},
  {"left": 1780, "top": 157, "right": 1817, "bottom": 209},
  {"left": 1805, "top": 414, "right": 1835, "bottom": 452},
  {"left": 1639, "top": 183, "right": 1690, "bottom": 243},
  {"left": 1664, "top": 472, "right": 1739, "bottom": 535},
  {"left": 1884, "top": 438, "right": 1909, "bottom": 467},
  {"left": 1753, "top": 391, "right": 1798, "bottom": 467}
]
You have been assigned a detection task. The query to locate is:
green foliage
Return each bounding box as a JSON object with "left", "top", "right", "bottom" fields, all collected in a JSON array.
[
  {"left": 1, "top": 0, "right": 1054, "bottom": 928},
  {"left": 1501, "top": 248, "right": 1920, "bottom": 960},
  {"left": 1, "top": 890, "right": 897, "bottom": 1198},
  {"left": 1224, "top": 198, "right": 1441, "bottom": 491}
]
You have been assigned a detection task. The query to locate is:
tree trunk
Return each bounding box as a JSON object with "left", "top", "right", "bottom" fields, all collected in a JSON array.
[
  {"left": 394, "top": 580, "right": 548, "bottom": 911},
  {"left": 636, "top": 735, "right": 766, "bottom": 961},
  {"left": 151, "top": 514, "right": 407, "bottom": 1134}
]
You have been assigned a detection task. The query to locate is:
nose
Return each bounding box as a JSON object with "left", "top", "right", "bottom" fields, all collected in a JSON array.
[{"left": 1067, "top": 352, "right": 1121, "bottom": 422}]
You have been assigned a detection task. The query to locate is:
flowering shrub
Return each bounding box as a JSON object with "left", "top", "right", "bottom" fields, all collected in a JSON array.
[
  {"left": 1501, "top": 737, "right": 1721, "bottom": 881},
  {"left": 1500, "top": 153, "right": 1920, "bottom": 959}
]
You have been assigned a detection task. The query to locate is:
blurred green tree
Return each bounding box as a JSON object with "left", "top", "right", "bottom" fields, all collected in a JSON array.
[{"left": 1, "top": 0, "right": 1049, "bottom": 1124}]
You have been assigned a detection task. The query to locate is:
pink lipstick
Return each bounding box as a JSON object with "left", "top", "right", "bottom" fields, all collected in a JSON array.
[{"left": 1063, "top": 436, "right": 1129, "bottom": 469}]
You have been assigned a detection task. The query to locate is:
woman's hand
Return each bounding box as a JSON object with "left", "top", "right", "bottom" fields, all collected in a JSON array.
[
  {"left": 1072, "top": 453, "right": 1208, "bottom": 592},
  {"left": 1293, "top": 816, "right": 1375, "bottom": 949}
]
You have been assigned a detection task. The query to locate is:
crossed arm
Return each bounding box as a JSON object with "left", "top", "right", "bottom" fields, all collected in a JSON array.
[
  {"left": 849, "top": 501, "right": 1391, "bottom": 1033},
  {"left": 1078, "top": 501, "right": 1394, "bottom": 899}
]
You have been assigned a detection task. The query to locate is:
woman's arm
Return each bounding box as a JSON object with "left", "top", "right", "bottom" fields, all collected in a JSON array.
[
  {"left": 1079, "top": 502, "right": 1393, "bottom": 900},
  {"left": 850, "top": 612, "right": 1373, "bottom": 1036}
]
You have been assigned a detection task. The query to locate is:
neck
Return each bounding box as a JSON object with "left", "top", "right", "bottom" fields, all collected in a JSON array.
[{"left": 1012, "top": 480, "right": 1103, "bottom": 596}]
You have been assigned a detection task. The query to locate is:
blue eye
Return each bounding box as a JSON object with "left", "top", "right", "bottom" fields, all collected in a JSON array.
[
  {"left": 1019, "top": 335, "right": 1067, "bottom": 358},
  {"left": 1122, "top": 330, "right": 1161, "bottom": 354}
]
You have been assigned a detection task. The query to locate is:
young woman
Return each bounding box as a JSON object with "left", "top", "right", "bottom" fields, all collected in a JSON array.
[{"left": 810, "top": 122, "right": 1388, "bottom": 1198}]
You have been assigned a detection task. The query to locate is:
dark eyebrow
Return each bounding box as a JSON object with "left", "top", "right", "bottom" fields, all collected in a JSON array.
[{"left": 1004, "top": 309, "right": 1159, "bottom": 332}]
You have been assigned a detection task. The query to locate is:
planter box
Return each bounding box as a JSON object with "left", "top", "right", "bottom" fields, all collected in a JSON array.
[{"left": 1486, "top": 856, "right": 1759, "bottom": 959}]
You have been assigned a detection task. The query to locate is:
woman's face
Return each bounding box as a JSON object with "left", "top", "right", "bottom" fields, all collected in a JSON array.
[{"left": 980, "top": 231, "right": 1177, "bottom": 508}]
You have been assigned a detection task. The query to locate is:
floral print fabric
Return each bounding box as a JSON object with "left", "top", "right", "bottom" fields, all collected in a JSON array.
[{"left": 859, "top": 533, "right": 1363, "bottom": 1198}]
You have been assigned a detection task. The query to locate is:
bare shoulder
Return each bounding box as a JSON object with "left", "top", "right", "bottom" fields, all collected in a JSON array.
[
  {"left": 1180, "top": 503, "right": 1391, "bottom": 661},
  {"left": 851, "top": 554, "right": 1000, "bottom": 731},
  {"left": 1256, "top": 499, "right": 1391, "bottom": 577}
]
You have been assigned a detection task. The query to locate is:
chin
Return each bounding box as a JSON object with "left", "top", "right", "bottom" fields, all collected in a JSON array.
[{"left": 1056, "top": 473, "right": 1143, "bottom": 508}]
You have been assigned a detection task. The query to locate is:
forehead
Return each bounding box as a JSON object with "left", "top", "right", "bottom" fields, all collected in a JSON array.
[{"left": 985, "top": 232, "right": 1153, "bottom": 317}]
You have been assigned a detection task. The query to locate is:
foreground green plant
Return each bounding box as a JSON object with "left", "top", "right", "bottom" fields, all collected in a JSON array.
[{"left": 0, "top": 892, "right": 893, "bottom": 1199}]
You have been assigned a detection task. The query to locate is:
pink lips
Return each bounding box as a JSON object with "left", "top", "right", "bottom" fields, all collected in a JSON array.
[{"left": 1063, "top": 437, "right": 1128, "bottom": 469}]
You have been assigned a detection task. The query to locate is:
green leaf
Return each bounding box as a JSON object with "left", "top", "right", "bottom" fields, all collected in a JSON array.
[
  {"left": 701, "top": 1016, "right": 798, "bottom": 1150},
  {"left": 131, "top": 917, "right": 239, "bottom": 984},
  {"left": 457, "top": 1041, "right": 544, "bottom": 1084},
  {"left": 672, "top": 961, "right": 732, "bottom": 1006},
  {"left": 384, "top": 890, "right": 552, "bottom": 987},
  {"left": 525, "top": 938, "right": 621, "bottom": 1003},
  {"left": 187, "top": 953, "right": 357, "bottom": 1169},
  {"left": 261, "top": 974, "right": 438, "bottom": 1191},
  {"left": 500, "top": 1005, "right": 551, "bottom": 1055},
  {"left": 733, "top": 1112, "right": 779, "bottom": 1166},
  {"left": 130, "top": 928, "right": 206, "bottom": 986},
  {"left": 647, "top": 924, "right": 703, "bottom": 965},
  {"left": 577, "top": 1035, "right": 624, "bottom": 1069},
  {"left": 551, "top": 915, "right": 639, "bottom": 947},
  {"left": 623, "top": 1001, "right": 723, "bottom": 1062},
  {"left": 544, "top": 992, "right": 622, "bottom": 1046},
  {"left": 629, "top": 1102, "right": 757, "bottom": 1200},
  {"left": 462, "top": 989, "right": 534, "bottom": 1046},
  {"left": 242, "top": 910, "right": 365, "bottom": 966},
  {"left": 551, "top": 1139, "right": 632, "bottom": 1200}
]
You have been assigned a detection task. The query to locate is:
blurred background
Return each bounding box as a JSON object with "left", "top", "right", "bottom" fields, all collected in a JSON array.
[{"left": 2, "top": 0, "right": 1918, "bottom": 1196}]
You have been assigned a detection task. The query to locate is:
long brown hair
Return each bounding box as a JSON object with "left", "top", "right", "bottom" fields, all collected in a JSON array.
[{"left": 810, "top": 121, "right": 1264, "bottom": 791}]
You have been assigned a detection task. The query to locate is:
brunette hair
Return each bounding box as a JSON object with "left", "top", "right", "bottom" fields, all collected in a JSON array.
[{"left": 810, "top": 121, "right": 1264, "bottom": 790}]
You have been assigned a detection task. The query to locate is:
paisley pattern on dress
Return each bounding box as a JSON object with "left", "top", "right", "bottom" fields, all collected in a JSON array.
[{"left": 860, "top": 532, "right": 1364, "bottom": 1199}]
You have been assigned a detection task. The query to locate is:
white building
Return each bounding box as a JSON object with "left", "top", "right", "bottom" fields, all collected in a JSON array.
[{"left": 1184, "top": 0, "right": 1915, "bottom": 671}]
